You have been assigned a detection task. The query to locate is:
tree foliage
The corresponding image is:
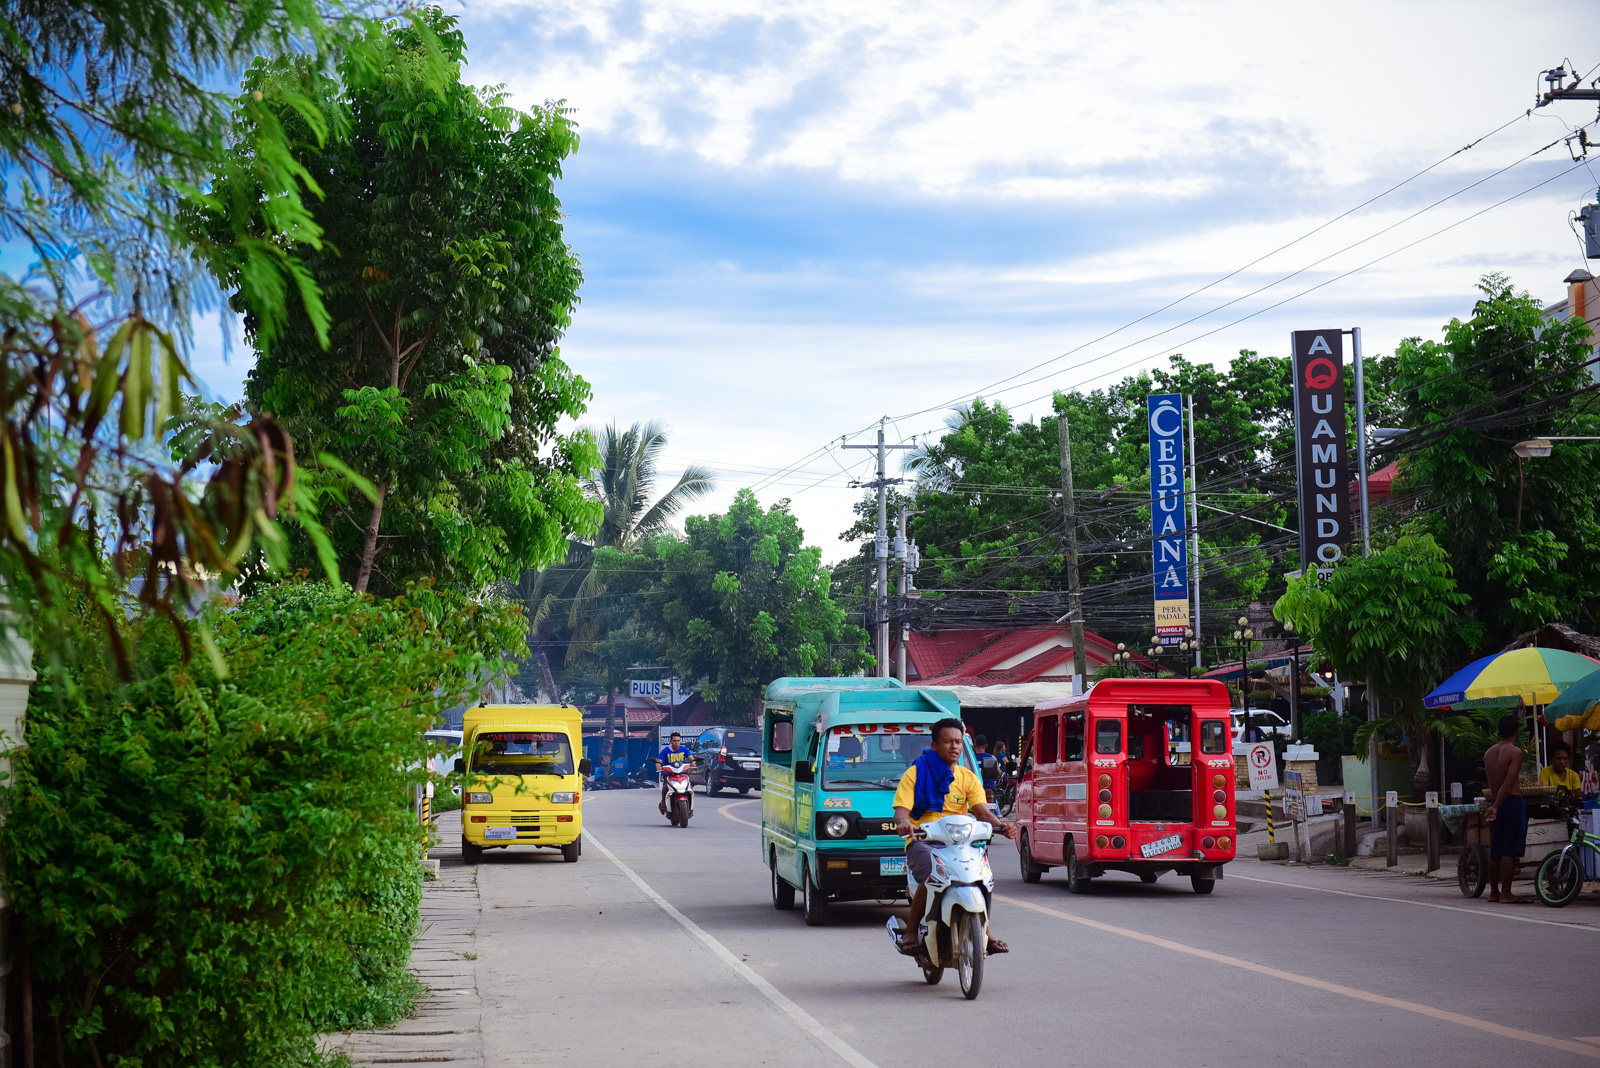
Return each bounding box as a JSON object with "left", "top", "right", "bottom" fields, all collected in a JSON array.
[
  {"left": 2, "top": 579, "right": 526, "bottom": 1066},
  {"left": 1387, "top": 274, "right": 1600, "bottom": 643},
  {"left": 598, "top": 490, "right": 871, "bottom": 721},
  {"left": 213, "top": 9, "right": 599, "bottom": 594},
  {"left": 0, "top": 1, "right": 401, "bottom": 657}
]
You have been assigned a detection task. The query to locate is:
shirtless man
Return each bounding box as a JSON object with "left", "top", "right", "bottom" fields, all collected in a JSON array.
[{"left": 1483, "top": 712, "right": 1527, "bottom": 904}]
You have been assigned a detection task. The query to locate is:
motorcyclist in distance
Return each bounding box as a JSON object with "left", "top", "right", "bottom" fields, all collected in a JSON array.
[
  {"left": 892, "top": 719, "right": 1016, "bottom": 955},
  {"left": 656, "top": 731, "right": 695, "bottom": 813}
]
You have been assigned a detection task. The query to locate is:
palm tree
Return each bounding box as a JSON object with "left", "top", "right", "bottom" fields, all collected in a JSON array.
[
  {"left": 508, "top": 421, "right": 715, "bottom": 768},
  {"left": 587, "top": 421, "right": 716, "bottom": 550}
]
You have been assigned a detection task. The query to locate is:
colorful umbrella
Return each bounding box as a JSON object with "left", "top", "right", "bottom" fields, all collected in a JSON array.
[
  {"left": 1423, "top": 647, "right": 1600, "bottom": 709},
  {"left": 1546, "top": 666, "right": 1600, "bottom": 730}
]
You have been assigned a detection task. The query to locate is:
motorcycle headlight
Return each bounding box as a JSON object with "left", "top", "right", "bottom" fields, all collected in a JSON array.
[
  {"left": 947, "top": 823, "right": 973, "bottom": 844},
  {"left": 823, "top": 815, "right": 851, "bottom": 838},
  {"left": 466, "top": 791, "right": 493, "bottom": 805},
  {"left": 550, "top": 792, "right": 576, "bottom": 804}
]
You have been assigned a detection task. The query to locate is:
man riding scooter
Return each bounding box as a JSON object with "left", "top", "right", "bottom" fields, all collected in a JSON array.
[
  {"left": 656, "top": 732, "right": 696, "bottom": 814},
  {"left": 892, "top": 719, "right": 1016, "bottom": 956}
]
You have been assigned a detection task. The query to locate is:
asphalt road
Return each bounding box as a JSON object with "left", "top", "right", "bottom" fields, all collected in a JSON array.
[{"left": 467, "top": 788, "right": 1600, "bottom": 1068}]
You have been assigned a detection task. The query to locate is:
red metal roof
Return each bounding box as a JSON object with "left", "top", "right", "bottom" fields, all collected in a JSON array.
[{"left": 907, "top": 627, "right": 1124, "bottom": 687}]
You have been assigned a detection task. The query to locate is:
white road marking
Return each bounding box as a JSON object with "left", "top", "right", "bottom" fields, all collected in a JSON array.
[
  {"left": 1228, "top": 871, "right": 1600, "bottom": 932},
  {"left": 999, "top": 893, "right": 1600, "bottom": 1061},
  {"left": 584, "top": 829, "right": 881, "bottom": 1068}
]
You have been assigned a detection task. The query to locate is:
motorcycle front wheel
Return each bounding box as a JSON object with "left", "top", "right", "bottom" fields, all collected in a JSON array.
[
  {"left": 672, "top": 798, "right": 690, "bottom": 827},
  {"left": 954, "top": 909, "right": 985, "bottom": 1000}
]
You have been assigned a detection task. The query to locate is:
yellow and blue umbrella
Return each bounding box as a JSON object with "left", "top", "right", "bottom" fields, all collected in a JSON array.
[
  {"left": 1547, "top": 666, "right": 1600, "bottom": 731},
  {"left": 1423, "top": 647, "right": 1600, "bottom": 709}
]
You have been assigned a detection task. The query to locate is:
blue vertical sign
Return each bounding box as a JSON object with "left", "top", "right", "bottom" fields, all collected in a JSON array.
[{"left": 1148, "top": 394, "right": 1191, "bottom": 639}]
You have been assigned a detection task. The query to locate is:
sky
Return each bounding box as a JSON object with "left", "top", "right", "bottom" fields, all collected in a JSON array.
[{"left": 184, "top": 0, "right": 1600, "bottom": 560}]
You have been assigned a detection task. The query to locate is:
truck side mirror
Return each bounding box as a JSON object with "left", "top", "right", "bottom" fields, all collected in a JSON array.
[
  {"left": 794, "top": 760, "right": 814, "bottom": 784},
  {"left": 453, "top": 757, "right": 465, "bottom": 774},
  {"left": 579, "top": 758, "right": 593, "bottom": 776}
]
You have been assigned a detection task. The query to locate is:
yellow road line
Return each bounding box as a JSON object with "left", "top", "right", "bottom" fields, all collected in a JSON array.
[
  {"left": 996, "top": 893, "right": 1600, "bottom": 1061},
  {"left": 720, "top": 800, "right": 761, "bottom": 829}
]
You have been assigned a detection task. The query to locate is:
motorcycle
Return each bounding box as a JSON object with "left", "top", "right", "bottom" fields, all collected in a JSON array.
[
  {"left": 993, "top": 764, "right": 1017, "bottom": 817},
  {"left": 885, "top": 815, "right": 995, "bottom": 1000},
  {"left": 662, "top": 760, "right": 697, "bottom": 827}
]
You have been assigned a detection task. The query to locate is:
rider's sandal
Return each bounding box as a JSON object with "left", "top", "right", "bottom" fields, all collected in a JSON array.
[
  {"left": 896, "top": 937, "right": 923, "bottom": 957},
  {"left": 986, "top": 939, "right": 1009, "bottom": 954}
]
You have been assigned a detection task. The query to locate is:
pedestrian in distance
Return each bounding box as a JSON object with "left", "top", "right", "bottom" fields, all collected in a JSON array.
[{"left": 1483, "top": 712, "right": 1528, "bottom": 904}]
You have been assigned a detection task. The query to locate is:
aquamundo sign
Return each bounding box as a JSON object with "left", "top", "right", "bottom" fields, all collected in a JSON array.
[
  {"left": 1147, "top": 393, "right": 1190, "bottom": 636},
  {"left": 1291, "top": 329, "right": 1350, "bottom": 569}
]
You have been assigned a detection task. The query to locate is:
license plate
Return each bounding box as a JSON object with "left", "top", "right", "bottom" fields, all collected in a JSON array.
[
  {"left": 741, "top": 762, "right": 759, "bottom": 770},
  {"left": 484, "top": 827, "right": 516, "bottom": 841},
  {"left": 880, "top": 856, "right": 906, "bottom": 876},
  {"left": 1140, "top": 834, "right": 1183, "bottom": 858}
]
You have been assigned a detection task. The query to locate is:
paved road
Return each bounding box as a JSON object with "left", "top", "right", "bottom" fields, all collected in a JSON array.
[{"left": 454, "top": 789, "right": 1600, "bottom": 1068}]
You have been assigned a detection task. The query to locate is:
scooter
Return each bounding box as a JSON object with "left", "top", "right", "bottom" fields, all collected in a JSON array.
[
  {"left": 662, "top": 760, "right": 697, "bottom": 827},
  {"left": 885, "top": 815, "right": 994, "bottom": 1000}
]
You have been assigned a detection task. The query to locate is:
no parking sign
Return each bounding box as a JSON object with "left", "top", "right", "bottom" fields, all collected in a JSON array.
[{"left": 1247, "top": 743, "right": 1279, "bottom": 790}]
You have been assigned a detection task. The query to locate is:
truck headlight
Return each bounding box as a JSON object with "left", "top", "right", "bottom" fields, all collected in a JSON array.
[
  {"left": 823, "top": 815, "right": 850, "bottom": 838},
  {"left": 550, "top": 792, "right": 576, "bottom": 804},
  {"left": 466, "top": 792, "right": 493, "bottom": 805}
]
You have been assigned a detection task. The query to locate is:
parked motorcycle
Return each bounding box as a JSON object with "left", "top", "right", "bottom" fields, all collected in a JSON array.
[
  {"left": 663, "top": 760, "right": 697, "bottom": 827},
  {"left": 885, "top": 815, "right": 995, "bottom": 1000},
  {"left": 993, "top": 765, "right": 1017, "bottom": 817}
]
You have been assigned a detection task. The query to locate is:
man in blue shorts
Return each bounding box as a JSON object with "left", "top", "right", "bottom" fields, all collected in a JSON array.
[{"left": 1484, "top": 713, "right": 1528, "bottom": 904}]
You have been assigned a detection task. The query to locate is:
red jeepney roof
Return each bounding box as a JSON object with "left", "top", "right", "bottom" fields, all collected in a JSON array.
[{"left": 1033, "top": 677, "right": 1232, "bottom": 714}]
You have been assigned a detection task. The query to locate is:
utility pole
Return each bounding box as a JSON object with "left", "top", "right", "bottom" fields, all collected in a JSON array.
[
  {"left": 843, "top": 419, "right": 913, "bottom": 678},
  {"left": 895, "top": 502, "right": 920, "bottom": 683},
  {"left": 1057, "top": 412, "right": 1087, "bottom": 695}
]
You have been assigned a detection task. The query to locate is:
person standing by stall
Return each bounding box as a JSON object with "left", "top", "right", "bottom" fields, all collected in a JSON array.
[{"left": 1484, "top": 713, "right": 1528, "bottom": 904}]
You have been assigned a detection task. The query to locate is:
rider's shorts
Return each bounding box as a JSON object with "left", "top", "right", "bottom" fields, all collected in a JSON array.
[{"left": 907, "top": 839, "right": 937, "bottom": 883}]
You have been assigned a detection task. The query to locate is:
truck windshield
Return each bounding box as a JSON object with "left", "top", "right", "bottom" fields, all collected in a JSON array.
[
  {"left": 470, "top": 732, "right": 574, "bottom": 776},
  {"left": 820, "top": 726, "right": 933, "bottom": 790}
]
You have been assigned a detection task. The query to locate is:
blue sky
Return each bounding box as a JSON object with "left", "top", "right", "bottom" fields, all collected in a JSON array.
[{"left": 179, "top": 0, "right": 1600, "bottom": 555}]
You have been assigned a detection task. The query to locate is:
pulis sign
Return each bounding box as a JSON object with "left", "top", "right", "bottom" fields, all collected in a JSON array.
[
  {"left": 1147, "top": 393, "right": 1190, "bottom": 636},
  {"left": 1291, "top": 330, "right": 1351, "bottom": 569}
]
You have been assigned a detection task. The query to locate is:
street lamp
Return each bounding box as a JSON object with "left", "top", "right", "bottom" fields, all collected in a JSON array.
[
  {"left": 1281, "top": 621, "right": 1301, "bottom": 743},
  {"left": 1112, "top": 642, "right": 1136, "bottom": 678},
  {"left": 1231, "top": 615, "right": 1254, "bottom": 739}
]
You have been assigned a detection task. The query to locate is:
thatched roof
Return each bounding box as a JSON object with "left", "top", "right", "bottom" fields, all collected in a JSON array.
[{"left": 1498, "top": 623, "right": 1600, "bottom": 660}]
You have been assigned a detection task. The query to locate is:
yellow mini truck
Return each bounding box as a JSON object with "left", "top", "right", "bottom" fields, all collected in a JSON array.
[{"left": 455, "top": 705, "right": 590, "bottom": 864}]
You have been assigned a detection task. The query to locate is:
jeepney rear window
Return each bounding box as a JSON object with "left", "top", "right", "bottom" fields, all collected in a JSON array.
[
  {"left": 1200, "top": 720, "right": 1228, "bottom": 754},
  {"left": 820, "top": 727, "right": 930, "bottom": 790},
  {"left": 470, "top": 732, "right": 573, "bottom": 776},
  {"left": 1095, "top": 720, "right": 1122, "bottom": 755}
]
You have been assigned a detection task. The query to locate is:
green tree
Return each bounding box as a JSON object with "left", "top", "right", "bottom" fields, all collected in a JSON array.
[
  {"left": 605, "top": 490, "right": 871, "bottom": 723},
  {"left": 1388, "top": 274, "right": 1600, "bottom": 643},
  {"left": 1275, "top": 532, "right": 1484, "bottom": 796},
  {"left": 0, "top": 1, "right": 401, "bottom": 654},
  {"left": 213, "top": 10, "right": 599, "bottom": 593},
  {"left": 587, "top": 421, "right": 716, "bottom": 551}
]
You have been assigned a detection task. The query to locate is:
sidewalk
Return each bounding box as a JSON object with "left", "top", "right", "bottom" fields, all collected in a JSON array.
[{"left": 320, "top": 811, "right": 484, "bottom": 1066}]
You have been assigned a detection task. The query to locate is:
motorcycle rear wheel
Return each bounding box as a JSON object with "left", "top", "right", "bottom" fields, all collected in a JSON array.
[{"left": 955, "top": 910, "right": 985, "bottom": 1000}]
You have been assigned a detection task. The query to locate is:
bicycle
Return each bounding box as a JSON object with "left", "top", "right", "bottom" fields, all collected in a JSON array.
[{"left": 1534, "top": 801, "right": 1600, "bottom": 908}]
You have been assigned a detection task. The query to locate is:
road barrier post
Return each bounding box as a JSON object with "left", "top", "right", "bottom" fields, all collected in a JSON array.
[
  {"left": 1343, "top": 789, "right": 1356, "bottom": 858},
  {"left": 1385, "top": 791, "right": 1399, "bottom": 868},
  {"left": 1425, "top": 791, "right": 1440, "bottom": 873}
]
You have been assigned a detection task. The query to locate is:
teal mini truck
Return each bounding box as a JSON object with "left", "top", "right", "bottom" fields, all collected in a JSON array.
[{"left": 760, "top": 677, "right": 979, "bottom": 926}]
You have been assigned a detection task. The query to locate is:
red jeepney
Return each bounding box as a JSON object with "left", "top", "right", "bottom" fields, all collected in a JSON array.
[{"left": 1015, "top": 678, "right": 1237, "bottom": 893}]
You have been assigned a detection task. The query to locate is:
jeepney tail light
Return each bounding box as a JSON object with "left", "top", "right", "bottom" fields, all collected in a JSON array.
[
  {"left": 1111, "top": 836, "right": 1126, "bottom": 850},
  {"left": 1219, "top": 836, "right": 1233, "bottom": 850},
  {"left": 1202, "top": 836, "right": 1217, "bottom": 850},
  {"left": 1095, "top": 835, "right": 1109, "bottom": 849}
]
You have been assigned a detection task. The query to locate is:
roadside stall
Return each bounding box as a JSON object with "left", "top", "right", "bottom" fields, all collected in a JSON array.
[{"left": 1423, "top": 646, "right": 1600, "bottom": 900}]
